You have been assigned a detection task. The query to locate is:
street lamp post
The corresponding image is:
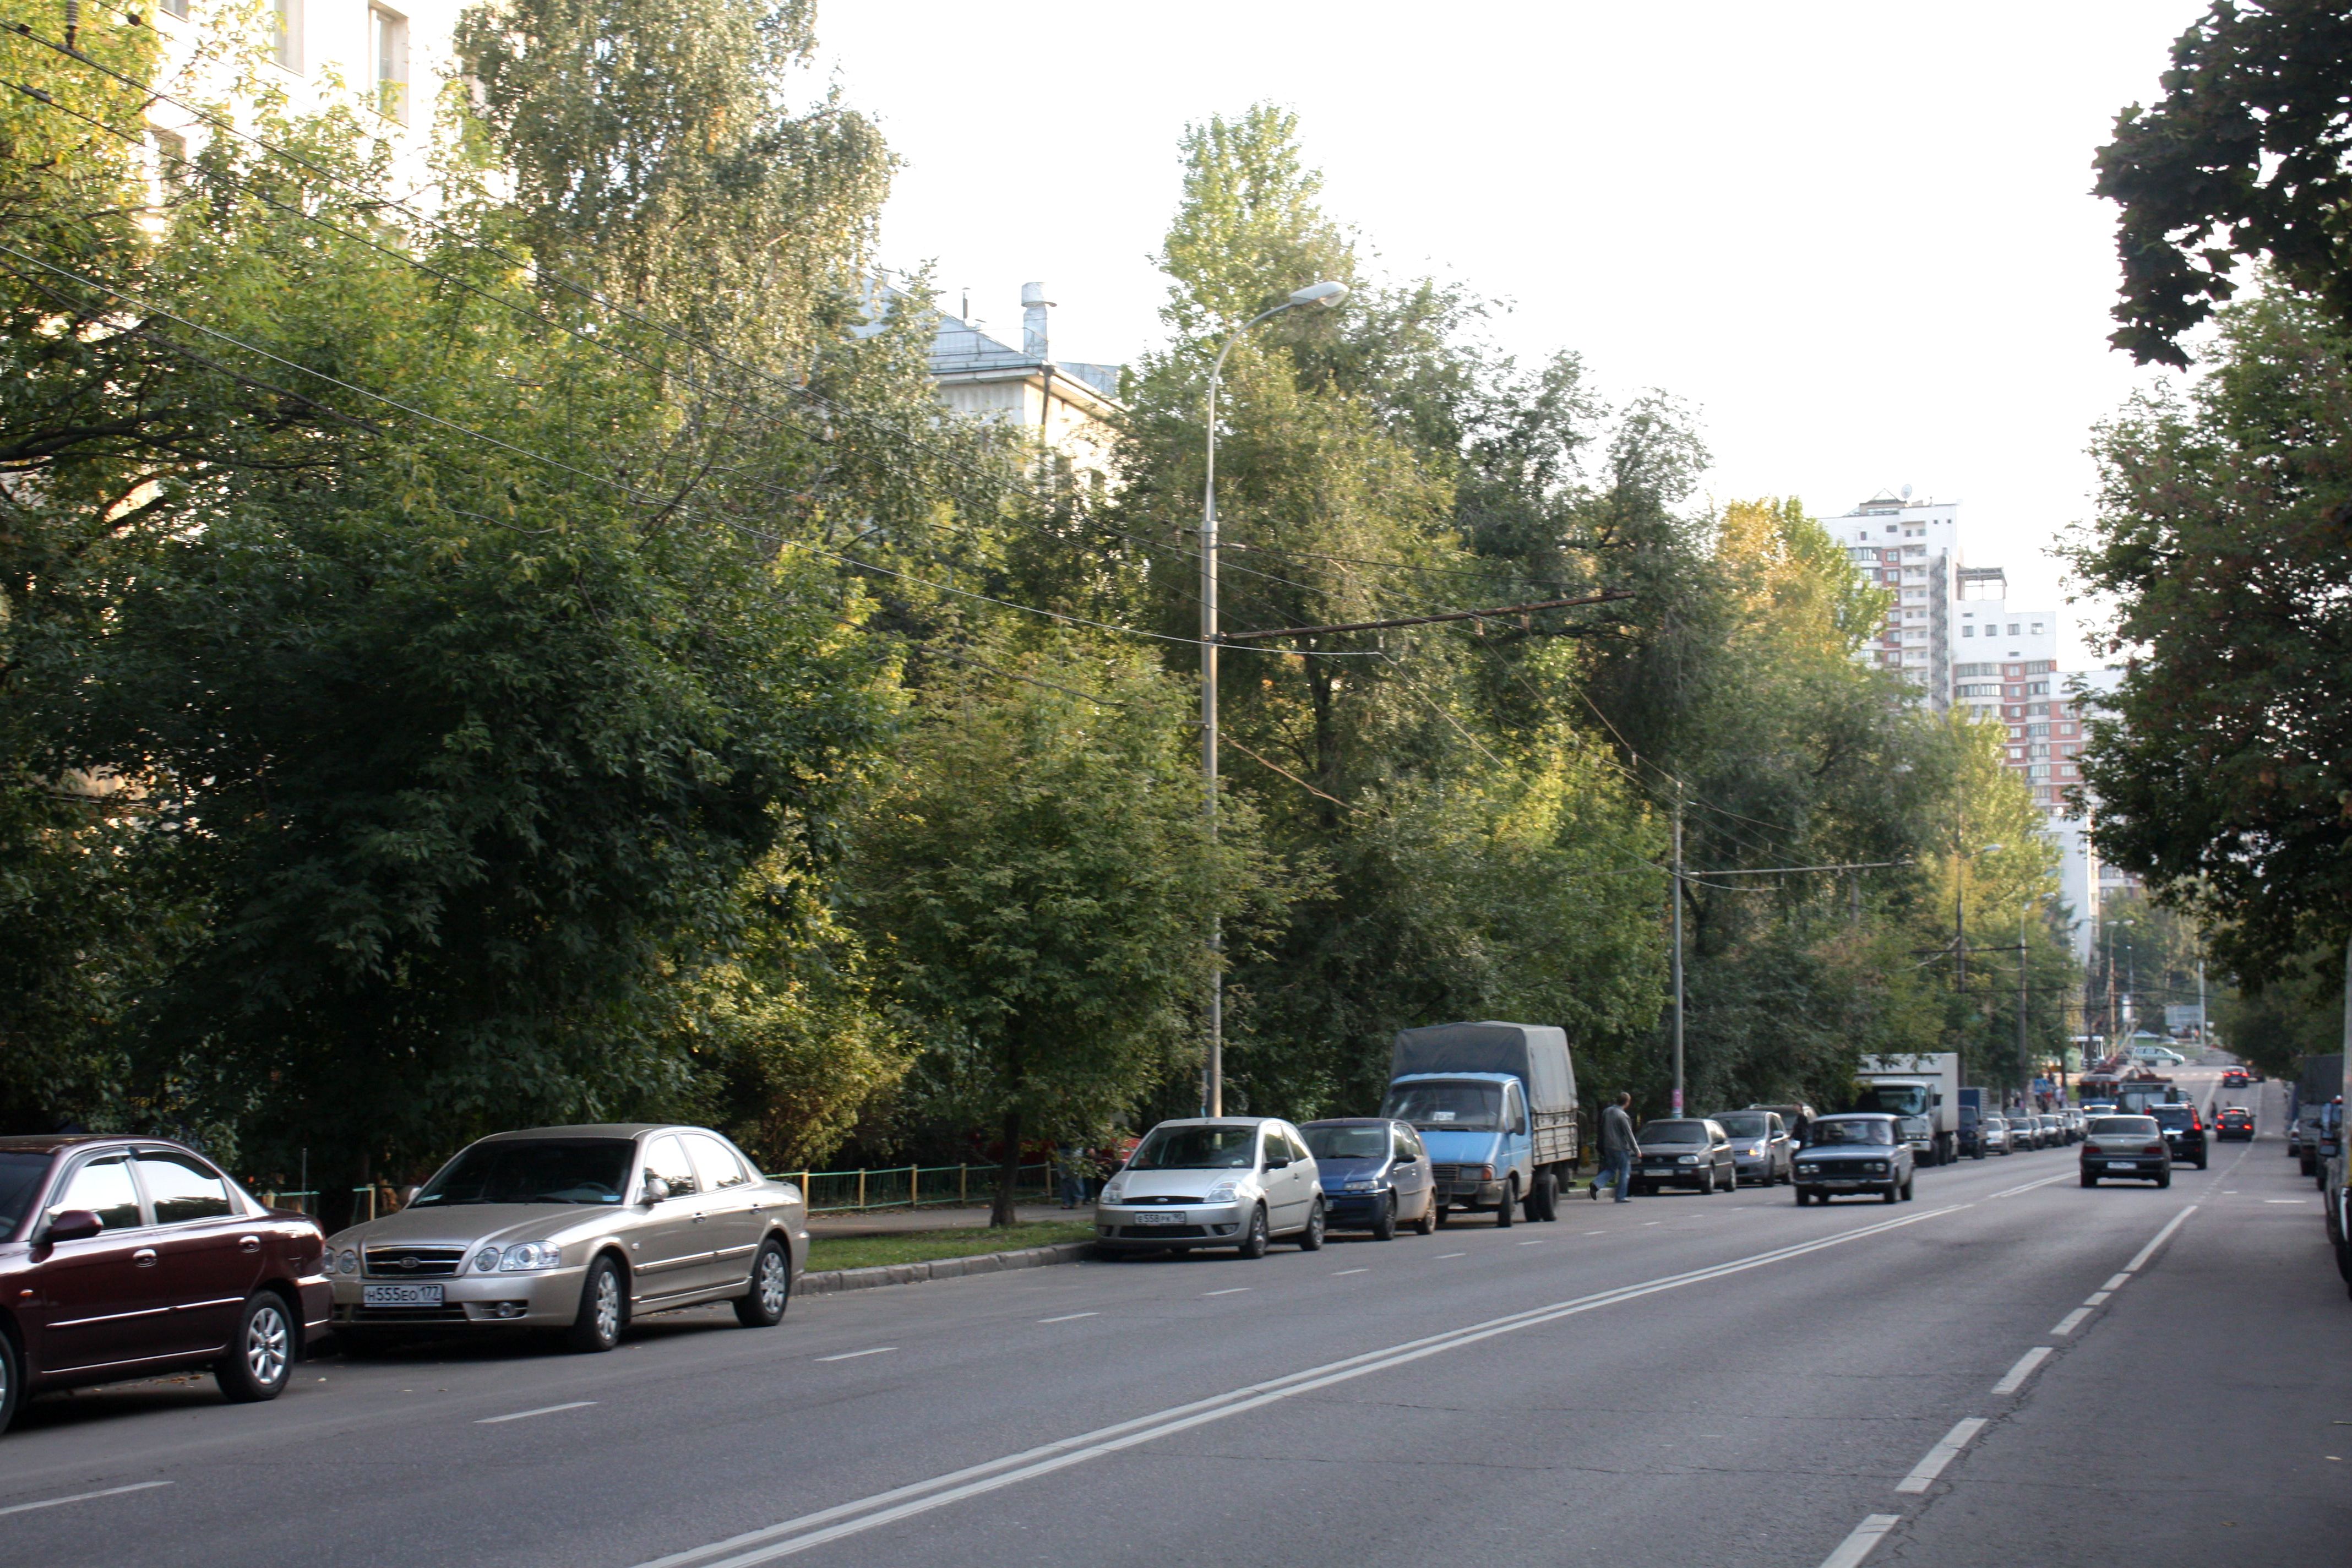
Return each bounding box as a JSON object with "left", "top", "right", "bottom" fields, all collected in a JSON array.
[{"left": 1200, "top": 280, "right": 1347, "bottom": 1117}]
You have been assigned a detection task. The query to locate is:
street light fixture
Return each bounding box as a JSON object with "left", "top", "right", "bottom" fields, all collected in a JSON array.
[{"left": 1200, "top": 280, "right": 1349, "bottom": 1117}]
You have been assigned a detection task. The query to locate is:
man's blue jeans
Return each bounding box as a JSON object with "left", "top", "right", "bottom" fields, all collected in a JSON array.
[{"left": 1600, "top": 1150, "right": 1632, "bottom": 1202}]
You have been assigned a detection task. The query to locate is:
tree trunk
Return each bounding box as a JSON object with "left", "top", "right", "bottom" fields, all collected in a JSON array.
[{"left": 991, "top": 1106, "right": 1023, "bottom": 1228}]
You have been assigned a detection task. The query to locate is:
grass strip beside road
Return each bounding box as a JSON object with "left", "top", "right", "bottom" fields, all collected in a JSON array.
[{"left": 806, "top": 1222, "right": 1095, "bottom": 1273}]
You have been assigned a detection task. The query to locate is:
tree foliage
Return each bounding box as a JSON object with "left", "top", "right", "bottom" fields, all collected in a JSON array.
[
  {"left": 2093, "top": 0, "right": 2352, "bottom": 366},
  {"left": 2070, "top": 291, "right": 2352, "bottom": 989}
]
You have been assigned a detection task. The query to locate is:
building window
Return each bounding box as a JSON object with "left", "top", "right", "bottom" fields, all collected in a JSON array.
[
  {"left": 372, "top": 8, "right": 410, "bottom": 122},
  {"left": 159, "top": 0, "right": 188, "bottom": 16},
  {"left": 2030, "top": 622, "right": 2044, "bottom": 635},
  {"left": 1961, "top": 624, "right": 1973, "bottom": 638},
  {"left": 150, "top": 127, "right": 187, "bottom": 194},
  {"left": 271, "top": 0, "right": 302, "bottom": 71}
]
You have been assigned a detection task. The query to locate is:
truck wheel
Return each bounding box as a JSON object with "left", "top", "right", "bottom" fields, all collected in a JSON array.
[
  {"left": 1526, "top": 1173, "right": 1553, "bottom": 1223},
  {"left": 1495, "top": 1181, "right": 1516, "bottom": 1228},
  {"left": 1901, "top": 1174, "right": 1914, "bottom": 1201},
  {"left": 1373, "top": 1194, "right": 1397, "bottom": 1240}
]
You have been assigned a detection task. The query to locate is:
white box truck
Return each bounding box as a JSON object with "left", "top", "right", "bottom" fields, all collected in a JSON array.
[{"left": 1854, "top": 1053, "right": 1961, "bottom": 1167}]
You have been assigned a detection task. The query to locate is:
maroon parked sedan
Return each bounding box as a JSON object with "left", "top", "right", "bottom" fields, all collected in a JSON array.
[{"left": 0, "top": 1134, "right": 331, "bottom": 1433}]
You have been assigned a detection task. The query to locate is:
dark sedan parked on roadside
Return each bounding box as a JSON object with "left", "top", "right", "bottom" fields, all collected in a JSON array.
[
  {"left": 1630, "top": 1119, "right": 1739, "bottom": 1195},
  {"left": 1300, "top": 1119, "right": 1437, "bottom": 1239},
  {"left": 1792, "top": 1114, "right": 1915, "bottom": 1204},
  {"left": 0, "top": 1135, "right": 330, "bottom": 1434}
]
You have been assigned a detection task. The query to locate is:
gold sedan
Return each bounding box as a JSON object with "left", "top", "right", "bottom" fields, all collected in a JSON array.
[{"left": 324, "top": 1124, "right": 805, "bottom": 1352}]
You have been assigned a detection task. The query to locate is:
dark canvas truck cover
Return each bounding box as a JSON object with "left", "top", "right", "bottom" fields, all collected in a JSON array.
[{"left": 1391, "top": 1021, "right": 1578, "bottom": 1165}]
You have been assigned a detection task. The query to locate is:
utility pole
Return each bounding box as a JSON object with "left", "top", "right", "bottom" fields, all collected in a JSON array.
[
  {"left": 2018, "top": 905, "right": 2030, "bottom": 1104},
  {"left": 1199, "top": 281, "right": 1346, "bottom": 1117},
  {"left": 1670, "top": 790, "right": 1685, "bottom": 1117}
]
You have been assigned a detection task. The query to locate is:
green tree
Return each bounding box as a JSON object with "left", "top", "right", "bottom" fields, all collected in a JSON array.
[
  {"left": 851, "top": 641, "right": 1266, "bottom": 1223},
  {"left": 2068, "top": 291, "right": 2352, "bottom": 989},
  {"left": 2093, "top": 0, "right": 2352, "bottom": 366}
]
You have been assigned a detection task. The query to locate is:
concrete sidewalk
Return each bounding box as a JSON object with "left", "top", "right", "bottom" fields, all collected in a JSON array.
[{"left": 803, "top": 1201, "right": 1087, "bottom": 1238}]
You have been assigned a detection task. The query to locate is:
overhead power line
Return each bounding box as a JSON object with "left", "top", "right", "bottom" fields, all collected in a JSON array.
[{"left": 1222, "top": 590, "right": 1633, "bottom": 643}]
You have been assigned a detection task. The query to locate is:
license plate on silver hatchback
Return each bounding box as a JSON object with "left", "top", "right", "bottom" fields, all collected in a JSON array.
[
  {"left": 1133, "top": 1211, "right": 1184, "bottom": 1225},
  {"left": 362, "top": 1283, "right": 444, "bottom": 1306}
]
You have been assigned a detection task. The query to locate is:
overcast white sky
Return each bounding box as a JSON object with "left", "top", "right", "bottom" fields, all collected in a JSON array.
[{"left": 815, "top": 0, "right": 2209, "bottom": 669}]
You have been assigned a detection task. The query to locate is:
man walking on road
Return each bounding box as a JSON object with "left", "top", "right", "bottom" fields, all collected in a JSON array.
[{"left": 1592, "top": 1092, "right": 1640, "bottom": 1202}]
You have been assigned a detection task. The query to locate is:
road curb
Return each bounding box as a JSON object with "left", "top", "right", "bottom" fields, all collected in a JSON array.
[{"left": 796, "top": 1240, "right": 1093, "bottom": 1297}]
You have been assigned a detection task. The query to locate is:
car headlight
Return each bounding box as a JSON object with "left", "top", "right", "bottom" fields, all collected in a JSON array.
[
  {"left": 1676, "top": 1155, "right": 1697, "bottom": 1165},
  {"left": 1866, "top": 1162, "right": 1888, "bottom": 1173},
  {"left": 1101, "top": 1178, "right": 1127, "bottom": 1205},
  {"left": 472, "top": 1246, "right": 506, "bottom": 1273},
  {"left": 1204, "top": 1180, "right": 1239, "bottom": 1204},
  {"left": 1746, "top": 1144, "right": 1766, "bottom": 1157},
  {"left": 335, "top": 1247, "right": 357, "bottom": 1275},
  {"left": 1342, "top": 1179, "right": 1381, "bottom": 1191},
  {"left": 499, "top": 1242, "right": 563, "bottom": 1272}
]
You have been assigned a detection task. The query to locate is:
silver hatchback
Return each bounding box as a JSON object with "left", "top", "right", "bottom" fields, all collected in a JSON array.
[
  {"left": 1095, "top": 1118, "right": 1326, "bottom": 1257},
  {"left": 325, "top": 1124, "right": 805, "bottom": 1352}
]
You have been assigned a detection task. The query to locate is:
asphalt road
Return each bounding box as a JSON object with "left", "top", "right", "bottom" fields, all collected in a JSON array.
[{"left": 6, "top": 1068, "right": 2346, "bottom": 1568}]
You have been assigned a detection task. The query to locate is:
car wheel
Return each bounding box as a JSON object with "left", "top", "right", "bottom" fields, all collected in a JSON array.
[
  {"left": 215, "top": 1292, "right": 294, "bottom": 1403},
  {"left": 1415, "top": 1196, "right": 1438, "bottom": 1235},
  {"left": 2197, "top": 1157, "right": 2209, "bottom": 1170},
  {"left": 1881, "top": 1183, "right": 1898, "bottom": 1204},
  {"left": 2156, "top": 1171, "right": 2172, "bottom": 1189},
  {"left": 1901, "top": 1174, "right": 1915, "bottom": 1202},
  {"left": 1794, "top": 1189, "right": 1810, "bottom": 1206},
  {"left": 1723, "top": 1164, "right": 1738, "bottom": 1193},
  {"left": 1698, "top": 1167, "right": 1716, "bottom": 1196},
  {"left": 1495, "top": 1180, "right": 1516, "bottom": 1227},
  {"left": 0, "top": 1326, "right": 20, "bottom": 1435},
  {"left": 1435, "top": 1203, "right": 1451, "bottom": 1228},
  {"left": 2081, "top": 1171, "right": 2096, "bottom": 1187},
  {"left": 733, "top": 1237, "right": 791, "bottom": 1327},
  {"left": 1237, "top": 1204, "right": 1270, "bottom": 1259},
  {"left": 565, "top": 1256, "right": 628, "bottom": 1353},
  {"left": 1372, "top": 1193, "right": 1398, "bottom": 1240},
  {"left": 1297, "top": 1199, "right": 1327, "bottom": 1251}
]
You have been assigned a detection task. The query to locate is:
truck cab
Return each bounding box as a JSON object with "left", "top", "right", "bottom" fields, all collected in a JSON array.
[
  {"left": 1381, "top": 1072, "right": 1530, "bottom": 1226},
  {"left": 1379, "top": 1021, "right": 1580, "bottom": 1226}
]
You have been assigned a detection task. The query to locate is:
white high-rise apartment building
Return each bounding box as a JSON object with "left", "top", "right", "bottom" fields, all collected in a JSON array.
[{"left": 1826, "top": 492, "right": 2096, "bottom": 960}]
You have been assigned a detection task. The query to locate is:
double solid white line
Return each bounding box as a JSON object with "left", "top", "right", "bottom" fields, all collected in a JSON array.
[{"left": 634, "top": 1205, "right": 1963, "bottom": 1568}]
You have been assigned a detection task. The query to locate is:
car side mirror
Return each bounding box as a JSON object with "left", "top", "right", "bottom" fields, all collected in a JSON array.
[
  {"left": 1264, "top": 1155, "right": 1291, "bottom": 1170},
  {"left": 42, "top": 1208, "right": 102, "bottom": 1244},
  {"left": 398, "top": 1186, "right": 420, "bottom": 1207},
  {"left": 640, "top": 1175, "right": 671, "bottom": 1204}
]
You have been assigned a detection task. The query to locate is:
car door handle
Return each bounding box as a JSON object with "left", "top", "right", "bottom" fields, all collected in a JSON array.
[
  {"left": 133, "top": 1248, "right": 158, "bottom": 1267},
  {"left": 238, "top": 1235, "right": 261, "bottom": 1253}
]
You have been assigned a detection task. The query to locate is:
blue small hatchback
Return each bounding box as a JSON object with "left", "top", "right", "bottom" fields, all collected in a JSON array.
[{"left": 1299, "top": 1119, "right": 1438, "bottom": 1239}]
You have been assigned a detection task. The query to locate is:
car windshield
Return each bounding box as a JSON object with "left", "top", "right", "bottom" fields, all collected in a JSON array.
[
  {"left": 0, "top": 1151, "right": 52, "bottom": 1238},
  {"left": 410, "top": 1139, "right": 636, "bottom": 1206},
  {"left": 2089, "top": 1117, "right": 2158, "bottom": 1136},
  {"left": 1854, "top": 1084, "right": 1930, "bottom": 1117},
  {"left": 1810, "top": 1119, "right": 1896, "bottom": 1146},
  {"left": 1380, "top": 1080, "right": 1502, "bottom": 1132},
  {"left": 1303, "top": 1126, "right": 1390, "bottom": 1161},
  {"left": 2148, "top": 1106, "right": 2194, "bottom": 1128},
  {"left": 1638, "top": 1119, "right": 1708, "bottom": 1144},
  {"left": 1130, "top": 1125, "right": 1259, "bottom": 1169},
  {"left": 1713, "top": 1114, "right": 1770, "bottom": 1139}
]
